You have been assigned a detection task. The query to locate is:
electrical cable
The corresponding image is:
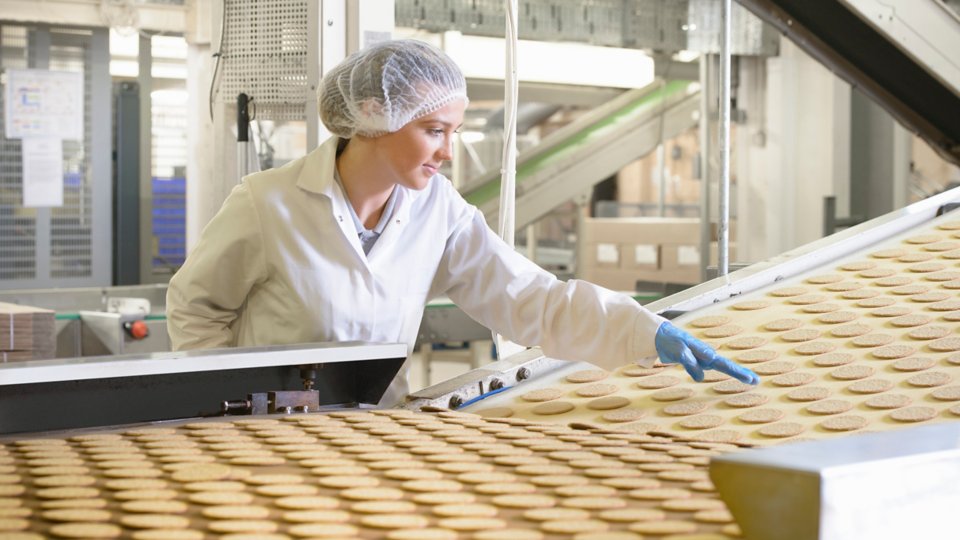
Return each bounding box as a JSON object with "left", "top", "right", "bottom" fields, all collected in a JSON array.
[
  {"left": 457, "top": 385, "right": 513, "bottom": 409},
  {"left": 208, "top": 0, "right": 228, "bottom": 121}
]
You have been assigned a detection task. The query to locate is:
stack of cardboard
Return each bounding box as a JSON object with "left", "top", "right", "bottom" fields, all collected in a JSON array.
[
  {"left": 0, "top": 302, "right": 56, "bottom": 362},
  {"left": 581, "top": 217, "right": 737, "bottom": 290}
]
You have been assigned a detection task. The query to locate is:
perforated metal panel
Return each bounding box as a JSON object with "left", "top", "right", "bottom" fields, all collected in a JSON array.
[
  {"left": 216, "top": 0, "right": 310, "bottom": 121},
  {"left": 0, "top": 27, "right": 35, "bottom": 282},
  {"left": 686, "top": 0, "right": 779, "bottom": 56},
  {"left": 396, "top": 0, "right": 624, "bottom": 46},
  {"left": 0, "top": 24, "right": 110, "bottom": 289}
]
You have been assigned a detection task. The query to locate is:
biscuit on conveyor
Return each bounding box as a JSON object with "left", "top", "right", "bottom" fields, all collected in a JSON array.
[
  {"left": 892, "top": 357, "right": 936, "bottom": 371},
  {"left": 811, "top": 353, "right": 854, "bottom": 367},
  {"left": 891, "top": 284, "right": 930, "bottom": 295},
  {"left": 806, "top": 274, "right": 844, "bottom": 284},
  {"left": 723, "top": 393, "right": 769, "bottom": 408},
  {"left": 628, "top": 520, "right": 698, "bottom": 535},
  {"left": 927, "top": 337, "right": 960, "bottom": 352},
  {"left": 586, "top": 396, "right": 630, "bottom": 410},
  {"left": 575, "top": 383, "right": 618, "bottom": 398},
  {"left": 752, "top": 361, "right": 796, "bottom": 376},
  {"left": 839, "top": 260, "right": 876, "bottom": 271},
  {"left": 931, "top": 386, "right": 960, "bottom": 401},
  {"left": 619, "top": 365, "right": 664, "bottom": 377},
  {"left": 803, "top": 302, "right": 841, "bottom": 313},
  {"left": 120, "top": 500, "right": 188, "bottom": 515},
  {"left": 756, "top": 422, "right": 805, "bottom": 438},
  {"left": 857, "top": 297, "right": 894, "bottom": 308},
  {"left": 819, "top": 415, "right": 868, "bottom": 432},
  {"left": 871, "top": 247, "right": 907, "bottom": 258},
  {"left": 475, "top": 407, "right": 514, "bottom": 418},
  {"left": 769, "top": 286, "right": 808, "bottom": 297},
  {"left": 702, "top": 325, "right": 743, "bottom": 338},
  {"left": 662, "top": 401, "right": 709, "bottom": 416},
  {"left": 871, "top": 345, "right": 915, "bottom": 359},
  {"left": 730, "top": 406, "right": 782, "bottom": 424},
  {"left": 120, "top": 514, "right": 191, "bottom": 529},
  {"left": 927, "top": 299, "right": 960, "bottom": 310},
  {"left": 188, "top": 491, "right": 253, "bottom": 507},
  {"left": 678, "top": 415, "right": 724, "bottom": 430},
  {"left": 730, "top": 300, "right": 770, "bottom": 310},
  {"left": 473, "top": 529, "right": 543, "bottom": 540},
  {"left": 710, "top": 380, "right": 752, "bottom": 395},
  {"left": 911, "top": 292, "right": 951, "bottom": 303},
  {"left": 786, "top": 293, "right": 828, "bottom": 305},
  {"left": 875, "top": 276, "right": 912, "bottom": 287},
  {"left": 723, "top": 336, "right": 767, "bottom": 350},
  {"left": 635, "top": 375, "right": 682, "bottom": 389},
  {"left": 906, "top": 371, "right": 952, "bottom": 387},
  {"left": 762, "top": 318, "right": 803, "bottom": 332},
  {"left": 824, "top": 281, "right": 864, "bottom": 292},
  {"left": 42, "top": 508, "right": 112, "bottom": 520},
  {"left": 792, "top": 342, "right": 837, "bottom": 355},
  {"left": 846, "top": 379, "right": 894, "bottom": 394},
  {"left": 830, "top": 365, "right": 875, "bottom": 381},
  {"left": 859, "top": 267, "right": 896, "bottom": 278},
  {"left": 387, "top": 528, "right": 459, "bottom": 540},
  {"left": 648, "top": 388, "right": 694, "bottom": 404},
  {"left": 520, "top": 388, "right": 564, "bottom": 402},
  {"left": 531, "top": 401, "right": 575, "bottom": 416},
  {"left": 829, "top": 324, "right": 872, "bottom": 338},
  {"left": 599, "top": 409, "right": 647, "bottom": 423},
  {"left": 130, "top": 531, "right": 203, "bottom": 540},
  {"left": 48, "top": 523, "right": 123, "bottom": 539},
  {"left": 805, "top": 399, "right": 854, "bottom": 415},
  {"left": 851, "top": 333, "right": 895, "bottom": 347},
  {"left": 865, "top": 394, "right": 912, "bottom": 409},
  {"left": 688, "top": 315, "right": 731, "bottom": 328},
  {"left": 539, "top": 519, "right": 609, "bottom": 534},
  {"left": 565, "top": 369, "right": 608, "bottom": 383},
  {"left": 734, "top": 349, "right": 778, "bottom": 363},
  {"left": 771, "top": 372, "right": 816, "bottom": 387}
]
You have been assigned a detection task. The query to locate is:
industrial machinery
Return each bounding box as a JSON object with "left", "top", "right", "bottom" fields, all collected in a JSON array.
[{"left": 3, "top": 186, "right": 960, "bottom": 538}]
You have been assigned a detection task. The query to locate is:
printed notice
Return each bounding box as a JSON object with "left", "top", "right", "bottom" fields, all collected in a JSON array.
[
  {"left": 4, "top": 69, "right": 83, "bottom": 140},
  {"left": 22, "top": 138, "right": 63, "bottom": 208}
]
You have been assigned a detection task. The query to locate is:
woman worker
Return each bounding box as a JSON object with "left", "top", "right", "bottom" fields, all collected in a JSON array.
[{"left": 166, "top": 39, "right": 758, "bottom": 406}]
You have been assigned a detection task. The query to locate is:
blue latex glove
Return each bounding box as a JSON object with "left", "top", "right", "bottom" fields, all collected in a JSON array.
[{"left": 654, "top": 321, "right": 760, "bottom": 385}]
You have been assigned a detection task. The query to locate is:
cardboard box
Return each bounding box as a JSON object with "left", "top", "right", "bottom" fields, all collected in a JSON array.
[{"left": 0, "top": 302, "right": 56, "bottom": 361}]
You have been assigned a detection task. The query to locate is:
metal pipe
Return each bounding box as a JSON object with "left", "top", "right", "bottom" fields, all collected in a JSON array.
[
  {"left": 699, "top": 54, "right": 712, "bottom": 282},
  {"left": 718, "top": 0, "right": 732, "bottom": 276},
  {"left": 657, "top": 143, "right": 667, "bottom": 217}
]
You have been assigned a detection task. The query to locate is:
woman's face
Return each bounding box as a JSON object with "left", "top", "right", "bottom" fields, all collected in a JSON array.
[{"left": 372, "top": 98, "right": 466, "bottom": 190}]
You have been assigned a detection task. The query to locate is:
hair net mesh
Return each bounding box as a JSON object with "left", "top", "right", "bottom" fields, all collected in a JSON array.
[{"left": 319, "top": 39, "right": 469, "bottom": 138}]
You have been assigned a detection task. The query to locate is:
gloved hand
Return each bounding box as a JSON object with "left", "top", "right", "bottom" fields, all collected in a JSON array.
[{"left": 654, "top": 321, "right": 760, "bottom": 385}]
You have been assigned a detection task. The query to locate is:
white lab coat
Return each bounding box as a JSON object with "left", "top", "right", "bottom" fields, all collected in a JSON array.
[{"left": 167, "top": 136, "right": 665, "bottom": 406}]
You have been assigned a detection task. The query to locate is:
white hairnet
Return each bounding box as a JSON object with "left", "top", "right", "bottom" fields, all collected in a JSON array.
[{"left": 319, "top": 39, "right": 469, "bottom": 138}]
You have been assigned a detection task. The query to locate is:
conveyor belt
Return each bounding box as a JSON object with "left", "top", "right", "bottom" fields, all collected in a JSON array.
[
  {"left": 0, "top": 410, "right": 748, "bottom": 539},
  {"left": 462, "top": 80, "right": 699, "bottom": 232},
  {"left": 465, "top": 208, "right": 960, "bottom": 445}
]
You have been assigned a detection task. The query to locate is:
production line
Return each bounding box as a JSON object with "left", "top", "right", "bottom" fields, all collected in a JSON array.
[{"left": 2, "top": 188, "right": 960, "bottom": 538}]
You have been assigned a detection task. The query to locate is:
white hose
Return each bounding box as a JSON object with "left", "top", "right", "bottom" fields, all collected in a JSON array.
[
  {"left": 494, "top": 0, "right": 525, "bottom": 361},
  {"left": 498, "top": 0, "right": 519, "bottom": 248}
]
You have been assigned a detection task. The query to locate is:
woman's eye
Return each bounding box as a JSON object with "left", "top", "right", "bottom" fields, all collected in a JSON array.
[{"left": 428, "top": 128, "right": 444, "bottom": 136}]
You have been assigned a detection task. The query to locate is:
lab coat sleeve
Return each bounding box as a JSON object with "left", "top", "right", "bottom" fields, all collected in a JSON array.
[
  {"left": 166, "top": 183, "right": 267, "bottom": 350},
  {"left": 436, "top": 207, "right": 667, "bottom": 370}
]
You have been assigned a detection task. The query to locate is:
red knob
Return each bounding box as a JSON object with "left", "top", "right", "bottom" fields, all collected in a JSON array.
[{"left": 125, "top": 320, "right": 149, "bottom": 340}]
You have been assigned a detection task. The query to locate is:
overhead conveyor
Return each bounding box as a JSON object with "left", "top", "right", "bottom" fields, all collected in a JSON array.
[
  {"left": 461, "top": 79, "right": 701, "bottom": 232},
  {"left": 738, "top": 0, "right": 960, "bottom": 165}
]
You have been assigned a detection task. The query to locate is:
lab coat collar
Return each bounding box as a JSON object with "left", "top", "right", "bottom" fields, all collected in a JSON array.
[
  {"left": 294, "top": 137, "right": 423, "bottom": 211},
  {"left": 295, "top": 136, "right": 419, "bottom": 264},
  {"left": 295, "top": 136, "right": 340, "bottom": 199}
]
